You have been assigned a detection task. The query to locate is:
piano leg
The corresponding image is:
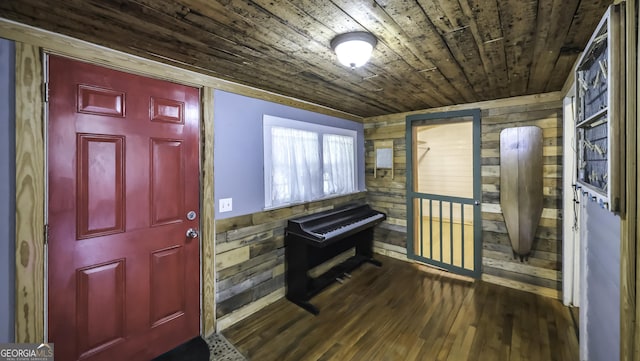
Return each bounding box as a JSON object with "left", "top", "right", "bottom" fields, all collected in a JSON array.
[
  {"left": 286, "top": 297, "right": 320, "bottom": 316},
  {"left": 356, "top": 228, "right": 382, "bottom": 267},
  {"left": 367, "top": 258, "right": 382, "bottom": 267}
]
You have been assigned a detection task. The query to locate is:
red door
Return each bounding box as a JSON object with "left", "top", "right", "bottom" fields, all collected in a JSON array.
[{"left": 47, "top": 55, "right": 201, "bottom": 361}]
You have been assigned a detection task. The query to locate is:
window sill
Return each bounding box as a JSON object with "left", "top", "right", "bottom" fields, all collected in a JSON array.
[{"left": 263, "top": 190, "right": 367, "bottom": 212}]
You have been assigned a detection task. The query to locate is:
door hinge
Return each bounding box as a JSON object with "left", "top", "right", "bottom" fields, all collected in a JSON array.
[
  {"left": 44, "top": 224, "right": 49, "bottom": 245},
  {"left": 42, "top": 82, "right": 49, "bottom": 102}
]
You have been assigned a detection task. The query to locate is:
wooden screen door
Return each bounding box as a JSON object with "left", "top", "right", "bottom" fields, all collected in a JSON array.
[
  {"left": 47, "top": 55, "right": 201, "bottom": 361},
  {"left": 406, "top": 109, "right": 482, "bottom": 278}
]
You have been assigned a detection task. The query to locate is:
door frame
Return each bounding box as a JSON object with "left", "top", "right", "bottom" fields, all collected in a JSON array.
[{"left": 405, "top": 109, "right": 482, "bottom": 278}]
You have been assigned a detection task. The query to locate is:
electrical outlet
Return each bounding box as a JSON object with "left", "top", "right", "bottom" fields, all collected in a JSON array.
[{"left": 219, "top": 198, "right": 233, "bottom": 213}]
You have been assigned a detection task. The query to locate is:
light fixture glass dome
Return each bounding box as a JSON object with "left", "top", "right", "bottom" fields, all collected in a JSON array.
[{"left": 331, "top": 32, "right": 377, "bottom": 69}]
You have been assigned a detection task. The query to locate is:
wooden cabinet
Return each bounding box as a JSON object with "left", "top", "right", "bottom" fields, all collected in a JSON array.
[{"left": 575, "top": 4, "right": 625, "bottom": 212}]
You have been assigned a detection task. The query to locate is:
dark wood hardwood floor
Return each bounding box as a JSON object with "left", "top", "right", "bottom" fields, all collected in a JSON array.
[{"left": 223, "top": 255, "right": 578, "bottom": 361}]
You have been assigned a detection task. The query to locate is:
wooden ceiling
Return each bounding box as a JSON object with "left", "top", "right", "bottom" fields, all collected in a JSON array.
[{"left": 0, "top": 0, "right": 612, "bottom": 117}]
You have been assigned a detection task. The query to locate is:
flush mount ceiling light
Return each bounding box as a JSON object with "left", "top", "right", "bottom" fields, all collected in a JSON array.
[{"left": 330, "top": 31, "right": 377, "bottom": 69}]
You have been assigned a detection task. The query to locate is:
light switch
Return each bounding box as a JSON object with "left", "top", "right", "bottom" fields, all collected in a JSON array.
[{"left": 219, "top": 198, "right": 233, "bottom": 213}]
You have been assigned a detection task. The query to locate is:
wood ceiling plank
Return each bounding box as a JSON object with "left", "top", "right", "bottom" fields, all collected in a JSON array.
[
  {"left": 526, "top": 0, "right": 554, "bottom": 93},
  {"left": 544, "top": 53, "right": 580, "bottom": 93},
  {"left": 544, "top": 0, "right": 610, "bottom": 92},
  {"left": 379, "top": 0, "right": 479, "bottom": 104},
  {"left": 496, "top": 0, "right": 538, "bottom": 97},
  {"left": 370, "top": 2, "right": 474, "bottom": 105},
  {"left": 459, "top": 0, "right": 509, "bottom": 99},
  {"left": 128, "top": 0, "right": 280, "bottom": 61},
  {"left": 181, "top": 0, "right": 349, "bottom": 76},
  {"left": 562, "top": 0, "right": 611, "bottom": 49},
  {"left": 142, "top": 0, "right": 340, "bottom": 74},
  {"left": 243, "top": 0, "right": 330, "bottom": 41},
  {"left": 3, "top": 0, "right": 254, "bottom": 73},
  {"left": 419, "top": 0, "right": 490, "bottom": 98},
  {"left": 527, "top": 0, "right": 580, "bottom": 93}
]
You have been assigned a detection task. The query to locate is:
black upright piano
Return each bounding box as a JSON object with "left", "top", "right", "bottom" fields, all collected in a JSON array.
[{"left": 284, "top": 203, "right": 386, "bottom": 315}]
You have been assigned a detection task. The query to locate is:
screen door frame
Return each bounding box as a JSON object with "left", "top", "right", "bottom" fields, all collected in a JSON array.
[{"left": 406, "top": 108, "right": 482, "bottom": 278}]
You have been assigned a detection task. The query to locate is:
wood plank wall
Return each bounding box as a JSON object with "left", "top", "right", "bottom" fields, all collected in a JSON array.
[
  {"left": 364, "top": 93, "right": 564, "bottom": 299},
  {"left": 214, "top": 192, "right": 366, "bottom": 330}
]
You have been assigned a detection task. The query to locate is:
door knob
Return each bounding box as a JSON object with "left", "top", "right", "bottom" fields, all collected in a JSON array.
[
  {"left": 474, "top": 200, "right": 480, "bottom": 205},
  {"left": 186, "top": 228, "right": 199, "bottom": 239}
]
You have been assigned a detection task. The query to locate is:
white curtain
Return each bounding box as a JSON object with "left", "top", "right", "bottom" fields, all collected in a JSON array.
[
  {"left": 323, "top": 134, "right": 355, "bottom": 195},
  {"left": 270, "top": 127, "right": 321, "bottom": 206}
]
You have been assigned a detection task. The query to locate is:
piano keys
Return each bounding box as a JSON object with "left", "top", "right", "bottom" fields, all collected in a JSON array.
[{"left": 285, "top": 203, "right": 386, "bottom": 315}]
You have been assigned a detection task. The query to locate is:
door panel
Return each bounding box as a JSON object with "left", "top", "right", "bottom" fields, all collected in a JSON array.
[
  {"left": 150, "top": 97, "right": 184, "bottom": 124},
  {"left": 150, "top": 245, "right": 186, "bottom": 327},
  {"left": 406, "top": 110, "right": 481, "bottom": 278},
  {"left": 151, "top": 139, "right": 185, "bottom": 226},
  {"left": 76, "top": 260, "right": 126, "bottom": 359},
  {"left": 77, "top": 134, "right": 125, "bottom": 238},
  {"left": 48, "top": 55, "right": 201, "bottom": 361},
  {"left": 77, "top": 85, "right": 125, "bottom": 117}
]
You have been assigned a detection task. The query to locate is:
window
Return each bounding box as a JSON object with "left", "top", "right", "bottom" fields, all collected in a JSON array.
[
  {"left": 264, "top": 115, "right": 357, "bottom": 208},
  {"left": 323, "top": 134, "right": 355, "bottom": 195},
  {"left": 270, "top": 127, "right": 322, "bottom": 205}
]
